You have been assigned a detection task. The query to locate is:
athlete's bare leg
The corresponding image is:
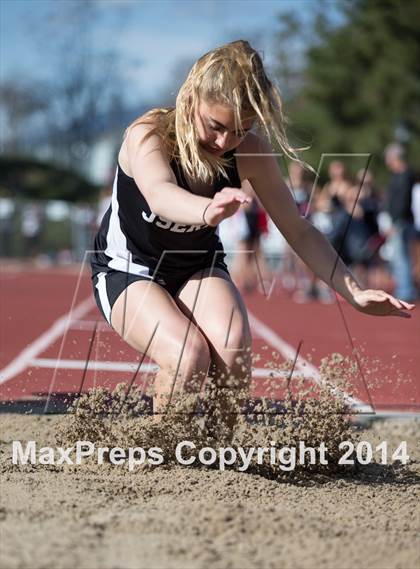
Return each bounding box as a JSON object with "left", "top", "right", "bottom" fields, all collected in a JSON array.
[
  {"left": 111, "top": 280, "right": 211, "bottom": 420},
  {"left": 175, "top": 267, "right": 252, "bottom": 437}
]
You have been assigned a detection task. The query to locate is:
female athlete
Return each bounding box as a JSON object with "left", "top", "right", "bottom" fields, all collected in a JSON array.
[{"left": 91, "top": 40, "right": 414, "bottom": 425}]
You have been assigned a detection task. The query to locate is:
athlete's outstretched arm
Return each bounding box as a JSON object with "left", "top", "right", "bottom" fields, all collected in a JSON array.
[
  {"left": 244, "top": 136, "right": 414, "bottom": 318},
  {"left": 126, "top": 123, "right": 249, "bottom": 225}
]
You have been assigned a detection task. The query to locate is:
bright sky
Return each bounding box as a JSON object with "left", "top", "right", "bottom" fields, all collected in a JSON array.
[{"left": 0, "top": 0, "right": 341, "bottom": 105}]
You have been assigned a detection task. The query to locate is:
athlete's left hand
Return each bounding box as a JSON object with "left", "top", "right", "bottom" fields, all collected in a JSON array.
[{"left": 351, "top": 289, "right": 415, "bottom": 318}]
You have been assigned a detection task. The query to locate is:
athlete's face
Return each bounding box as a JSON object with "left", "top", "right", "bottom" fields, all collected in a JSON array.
[{"left": 195, "top": 100, "right": 254, "bottom": 155}]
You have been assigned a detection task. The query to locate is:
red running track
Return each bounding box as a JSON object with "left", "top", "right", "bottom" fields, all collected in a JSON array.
[{"left": 0, "top": 265, "right": 418, "bottom": 415}]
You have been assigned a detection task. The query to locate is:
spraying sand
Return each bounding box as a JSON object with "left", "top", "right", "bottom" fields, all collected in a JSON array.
[{"left": 1, "top": 354, "right": 419, "bottom": 569}]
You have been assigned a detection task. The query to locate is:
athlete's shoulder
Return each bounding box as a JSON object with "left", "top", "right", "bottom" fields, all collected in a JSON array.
[
  {"left": 234, "top": 132, "right": 274, "bottom": 179},
  {"left": 236, "top": 131, "right": 272, "bottom": 155},
  {"left": 125, "top": 111, "right": 159, "bottom": 146},
  {"left": 121, "top": 109, "right": 178, "bottom": 199},
  {"left": 123, "top": 110, "right": 170, "bottom": 166}
]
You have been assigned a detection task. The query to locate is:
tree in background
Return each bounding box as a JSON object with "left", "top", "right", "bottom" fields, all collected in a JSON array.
[
  {"left": 0, "top": 79, "right": 48, "bottom": 154},
  {"left": 1, "top": 1, "right": 140, "bottom": 176},
  {"left": 33, "top": 1, "right": 131, "bottom": 172},
  {"left": 273, "top": 0, "right": 420, "bottom": 180}
]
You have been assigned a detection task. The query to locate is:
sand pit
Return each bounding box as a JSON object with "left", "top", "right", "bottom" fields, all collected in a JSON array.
[{"left": 1, "top": 389, "right": 419, "bottom": 569}]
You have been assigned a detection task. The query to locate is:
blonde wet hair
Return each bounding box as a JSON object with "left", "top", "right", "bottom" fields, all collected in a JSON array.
[{"left": 126, "top": 39, "right": 302, "bottom": 184}]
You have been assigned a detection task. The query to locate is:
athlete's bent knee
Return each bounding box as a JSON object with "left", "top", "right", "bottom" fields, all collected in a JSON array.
[
  {"left": 159, "top": 331, "right": 211, "bottom": 387},
  {"left": 211, "top": 317, "right": 252, "bottom": 354}
]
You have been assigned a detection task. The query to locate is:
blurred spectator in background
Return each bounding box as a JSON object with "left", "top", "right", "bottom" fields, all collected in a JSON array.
[
  {"left": 281, "top": 162, "right": 320, "bottom": 302},
  {"left": 0, "top": 197, "right": 15, "bottom": 257},
  {"left": 297, "top": 160, "right": 354, "bottom": 303},
  {"left": 384, "top": 142, "right": 416, "bottom": 301},
  {"left": 305, "top": 184, "right": 336, "bottom": 303},
  {"left": 289, "top": 162, "right": 311, "bottom": 216},
  {"left": 21, "top": 202, "right": 42, "bottom": 260},
  {"left": 323, "top": 160, "right": 353, "bottom": 203},
  {"left": 411, "top": 171, "right": 420, "bottom": 294},
  {"left": 337, "top": 169, "right": 384, "bottom": 288},
  {"left": 230, "top": 180, "right": 271, "bottom": 293},
  {"left": 71, "top": 202, "right": 96, "bottom": 262},
  {"left": 300, "top": 163, "right": 354, "bottom": 303},
  {"left": 96, "top": 185, "right": 112, "bottom": 228}
]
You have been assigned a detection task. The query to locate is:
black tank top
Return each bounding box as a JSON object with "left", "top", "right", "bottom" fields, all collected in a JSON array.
[{"left": 91, "top": 149, "right": 241, "bottom": 276}]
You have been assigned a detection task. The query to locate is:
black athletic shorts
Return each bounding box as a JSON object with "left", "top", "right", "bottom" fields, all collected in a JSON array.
[{"left": 92, "top": 258, "right": 230, "bottom": 326}]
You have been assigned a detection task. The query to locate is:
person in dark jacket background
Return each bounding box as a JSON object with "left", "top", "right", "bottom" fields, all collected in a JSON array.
[{"left": 384, "top": 142, "right": 416, "bottom": 301}]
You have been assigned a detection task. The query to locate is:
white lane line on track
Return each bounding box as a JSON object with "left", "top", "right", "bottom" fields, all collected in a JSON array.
[
  {"left": 0, "top": 297, "right": 95, "bottom": 385},
  {"left": 32, "top": 359, "right": 158, "bottom": 373},
  {"left": 0, "top": 304, "right": 287, "bottom": 385},
  {"left": 0, "top": 299, "right": 372, "bottom": 414},
  {"left": 247, "top": 310, "right": 373, "bottom": 413},
  {"left": 30, "top": 358, "right": 306, "bottom": 379}
]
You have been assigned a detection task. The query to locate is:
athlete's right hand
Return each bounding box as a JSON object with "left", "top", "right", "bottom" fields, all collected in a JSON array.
[{"left": 203, "top": 187, "right": 251, "bottom": 226}]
